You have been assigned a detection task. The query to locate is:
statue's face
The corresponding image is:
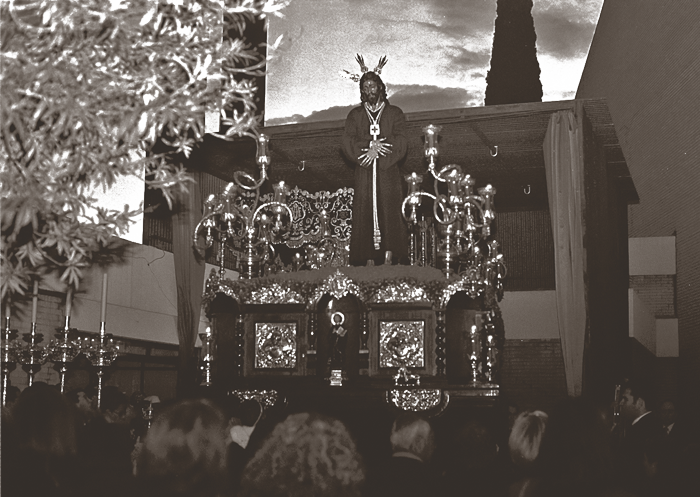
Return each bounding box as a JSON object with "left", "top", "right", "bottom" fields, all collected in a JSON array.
[{"left": 362, "top": 79, "right": 381, "bottom": 105}]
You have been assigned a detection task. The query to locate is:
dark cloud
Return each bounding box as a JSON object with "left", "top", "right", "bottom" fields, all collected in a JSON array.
[
  {"left": 442, "top": 45, "right": 492, "bottom": 73},
  {"left": 267, "top": 105, "right": 358, "bottom": 126},
  {"left": 268, "top": 84, "right": 478, "bottom": 126},
  {"left": 423, "top": 0, "right": 496, "bottom": 35},
  {"left": 387, "top": 84, "right": 478, "bottom": 112},
  {"left": 406, "top": 6, "right": 495, "bottom": 41},
  {"left": 533, "top": 6, "right": 598, "bottom": 60}
]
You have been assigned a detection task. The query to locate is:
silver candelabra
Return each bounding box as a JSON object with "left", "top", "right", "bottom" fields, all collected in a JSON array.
[{"left": 193, "top": 134, "right": 293, "bottom": 279}]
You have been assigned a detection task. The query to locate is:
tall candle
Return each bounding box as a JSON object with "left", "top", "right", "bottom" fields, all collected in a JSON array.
[
  {"left": 100, "top": 273, "right": 108, "bottom": 323},
  {"left": 31, "top": 280, "right": 39, "bottom": 323},
  {"left": 65, "top": 287, "right": 73, "bottom": 318}
]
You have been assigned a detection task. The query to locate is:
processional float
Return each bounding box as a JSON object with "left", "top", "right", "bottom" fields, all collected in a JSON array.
[{"left": 193, "top": 126, "right": 507, "bottom": 415}]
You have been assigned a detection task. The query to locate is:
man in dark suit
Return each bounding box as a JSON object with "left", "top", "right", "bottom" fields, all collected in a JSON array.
[
  {"left": 367, "top": 413, "right": 440, "bottom": 497},
  {"left": 655, "top": 400, "right": 700, "bottom": 496},
  {"left": 618, "top": 380, "right": 664, "bottom": 495}
]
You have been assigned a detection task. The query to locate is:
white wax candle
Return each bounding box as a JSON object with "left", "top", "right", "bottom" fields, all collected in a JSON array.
[
  {"left": 31, "top": 280, "right": 39, "bottom": 323},
  {"left": 65, "top": 287, "right": 73, "bottom": 318},
  {"left": 100, "top": 273, "right": 108, "bottom": 323}
]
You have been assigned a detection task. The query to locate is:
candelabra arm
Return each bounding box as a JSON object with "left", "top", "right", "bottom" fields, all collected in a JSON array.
[
  {"left": 252, "top": 201, "right": 293, "bottom": 225},
  {"left": 431, "top": 163, "right": 462, "bottom": 183},
  {"left": 233, "top": 169, "right": 267, "bottom": 192},
  {"left": 193, "top": 209, "right": 224, "bottom": 257},
  {"left": 463, "top": 196, "right": 487, "bottom": 227},
  {"left": 401, "top": 192, "right": 436, "bottom": 223},
  {"left": 433, "top": 195, "right": 457, "bottom": 225}
]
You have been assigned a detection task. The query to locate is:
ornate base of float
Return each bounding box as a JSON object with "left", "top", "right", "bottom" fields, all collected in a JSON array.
[{"left": 204, "top": 265, "right": 505, "bottom": 415}]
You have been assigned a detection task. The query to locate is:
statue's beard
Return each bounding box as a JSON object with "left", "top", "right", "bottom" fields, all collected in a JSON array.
[{"left": 364, "top": 91, "right": 381, "bottom": 106}]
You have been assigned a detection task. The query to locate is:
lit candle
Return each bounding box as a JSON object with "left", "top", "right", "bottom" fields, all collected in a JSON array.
[
  {"left": 65, "top": 287, "right": 73, "bottom": 318},
  {"left": 422, "top": 124, "right": 442, "bottom": 154},
  {"left": 5, "top": 300, "right": 10, "bottom": 322},
  {"left": 100, "top": 273, "right": 108, "bottom": 323},
  {"left": 31, "top": 280, "right": 39, "bottom": 323},
  {"left": 256, "top": 134, "right": 270, "bottom": 167}
]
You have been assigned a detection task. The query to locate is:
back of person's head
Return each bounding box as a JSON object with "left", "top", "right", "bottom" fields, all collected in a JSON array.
[
  {"left": 389, "top": 413, "right": 435, "bottom": 462},
  {"left": 536, "top": 396, "right": 616, "bottom": 496},
  {"left": 453, "top": 418, "right": 499, "bottom": 471},
  {"left": 135, "top": 398, "right": 228, "bottom": 497},
  {"left": 508, "top": 410, "right": 548, "bottom": 469},
  {"left": 658, "top": 399, "right": 677, "bottom": 427},
  {"left": 11, "top": 382, "right": 77, "bottom": 458},
  {"left": 239, "top": 411, "right": 365, "bottom": 497},
  {"left": 622, "top": 379, "right": 652, "bottom": 406}
]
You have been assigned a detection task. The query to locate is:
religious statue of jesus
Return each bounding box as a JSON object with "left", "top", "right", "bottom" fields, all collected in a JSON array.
[{"left": 342, "top": 56, "right": 409, "bottom": 266}]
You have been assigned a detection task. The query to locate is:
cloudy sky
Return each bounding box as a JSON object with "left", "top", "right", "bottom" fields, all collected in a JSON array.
[{"left": 264, "top": 0, "right": 604, "bottom": 126}]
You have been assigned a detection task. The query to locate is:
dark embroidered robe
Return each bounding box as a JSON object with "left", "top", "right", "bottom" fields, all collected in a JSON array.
[{"left": 342, "top": 103, "right": 409, "bottom": 265}]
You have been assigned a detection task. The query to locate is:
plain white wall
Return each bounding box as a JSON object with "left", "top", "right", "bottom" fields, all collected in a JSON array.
[
  {"left": 628, "top": 288, "right": 656, "bottom": 355},
  {"left": 37, "top": 242, "right": 238, "bottom": 345}
]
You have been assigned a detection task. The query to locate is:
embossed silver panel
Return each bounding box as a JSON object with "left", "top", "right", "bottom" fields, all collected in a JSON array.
[
  {"left": 379, "top": 321, "right": 425, "bottom": 368},
  {"left": 255, "top": 323, "right": 297, "bottom": 369},
  {"left": 388, "top": 389, "right": 442, "bottom": 411}
]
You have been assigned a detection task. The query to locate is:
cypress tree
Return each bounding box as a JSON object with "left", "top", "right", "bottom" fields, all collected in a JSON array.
[{"left": 484, "top": 0, "right": 543, "bottom": 105}]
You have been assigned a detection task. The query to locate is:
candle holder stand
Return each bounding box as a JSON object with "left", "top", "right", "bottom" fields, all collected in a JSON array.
[
  {"left": 80, "top": 322, "right": 120, "bottom": 409},
  {"left": 16, "top": 323, "right": 48, "bottom": 387},
  {"left": 467, "top": 324, "right": 482, "bottom": 384},
  {"left": 2, "top": 314, "right": 20, "bottom": 405},
  {"left": 46, "top": 316, "right": 81, "bottom": 393},
  {"left": 199, "top": 326, "right": 215, "bottom": 387}
]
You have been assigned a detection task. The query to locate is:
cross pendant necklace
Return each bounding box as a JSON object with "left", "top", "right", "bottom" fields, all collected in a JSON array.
[
  {"left": 365, "top": 101, "right": 385, "bottom": 139},
  {"left": 364, "top": 101, "right": 385, "bottom": 251}
]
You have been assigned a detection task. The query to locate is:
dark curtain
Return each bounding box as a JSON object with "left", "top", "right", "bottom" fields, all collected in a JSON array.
[{"left": 172, "top": 169, "right": 206, "bottom": 396}]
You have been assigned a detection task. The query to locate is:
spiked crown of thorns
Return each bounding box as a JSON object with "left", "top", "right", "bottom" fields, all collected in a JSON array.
[{"left": 340, "top": 54, "right": 388, "bottom": 82}]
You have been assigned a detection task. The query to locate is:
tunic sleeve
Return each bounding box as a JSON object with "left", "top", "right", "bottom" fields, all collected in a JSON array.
[
  {"left": 378, "top": 106, "right": 407, "bottom": 171},
  {"left": 342, "top": 107, "right": 366, "bottom": 167}
]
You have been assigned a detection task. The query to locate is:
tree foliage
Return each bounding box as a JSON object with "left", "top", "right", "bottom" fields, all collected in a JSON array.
[
  {"left": 484, "top": 0, "right": 543, "bottom": 106},
  {"left": 0, "top": 0, "right": 288, "bottom": 299}
]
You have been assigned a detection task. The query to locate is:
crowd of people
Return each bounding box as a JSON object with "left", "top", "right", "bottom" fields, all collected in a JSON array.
[{"left": 1, "top": 380, "right": 698, "bottom": 497}]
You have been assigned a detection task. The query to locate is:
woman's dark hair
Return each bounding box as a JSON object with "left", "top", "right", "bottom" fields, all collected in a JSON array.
[
  {"left": 359, "top": 71, "right": 388, "bottom": 104},
  {"left": 12, "top": 382, "right": 78, "bottom": 457},
  {"left": 2, "top": 383, "right": 80, "bottom": 496},
  {"left": 135, "top": 398, "right": 228, "bottom": 497}
]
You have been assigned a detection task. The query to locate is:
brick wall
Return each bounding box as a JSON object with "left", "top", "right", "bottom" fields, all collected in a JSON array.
[
  {"left": 500, "top": 339, "right": 567, "bottom": 413},
  {"left": 577, "top": 1, "right": 700, "bottom": 407},
  {"left": 629, "top": 275, "right": 676, "bottom": 318}
]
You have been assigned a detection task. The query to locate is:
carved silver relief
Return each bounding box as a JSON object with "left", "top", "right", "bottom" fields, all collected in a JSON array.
[
  {"left": 255, "top": 323, "right": 297, "bottom": 369},
  {"left": 371, "top": 281, "right": 428, "bottom": 304},
  {"left": 248, "top": 284, "right": 305, "bottom": 304},
  {"left": 379, "top": 321, "right": 425, "bottom": 368},
  {"left": 387, "top": 389, "right": 442, "bottom": 411},
  {"left": 229, "top": 389, "right": 279, "bottom": 410}
]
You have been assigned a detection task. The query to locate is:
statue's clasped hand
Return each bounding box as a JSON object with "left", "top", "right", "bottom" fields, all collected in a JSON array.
[{"left": 358, "top": 138, "right": 393, "bottom": 167}]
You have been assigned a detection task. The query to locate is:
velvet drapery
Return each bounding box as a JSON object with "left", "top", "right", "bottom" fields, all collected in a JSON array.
[
  {"left": 172, "top": 169, "right": 206, "bottom": 395},
  {"left": 543, "top": 110, "right": 588, "bottom": 397}
]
